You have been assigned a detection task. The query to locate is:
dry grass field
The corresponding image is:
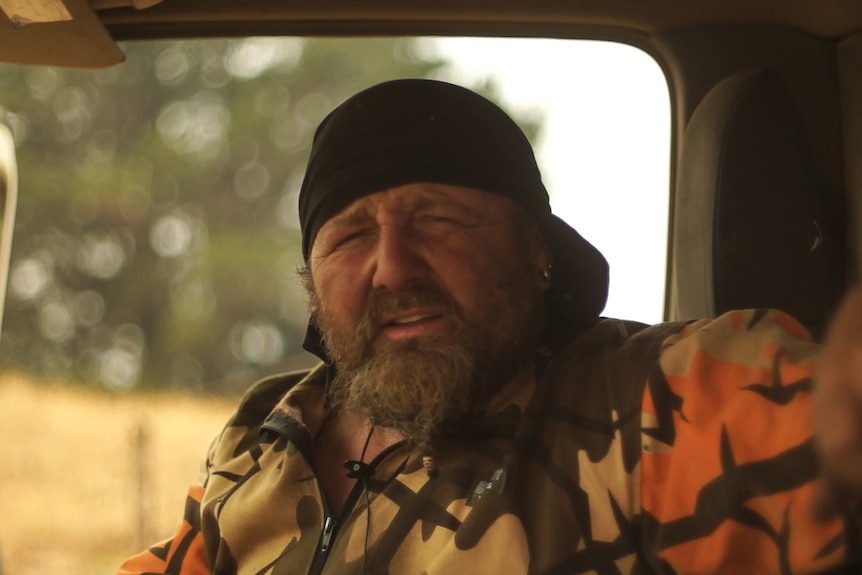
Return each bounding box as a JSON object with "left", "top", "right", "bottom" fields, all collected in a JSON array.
[{"left": 0, "top": 372, "right": 238, "bottom": 574}]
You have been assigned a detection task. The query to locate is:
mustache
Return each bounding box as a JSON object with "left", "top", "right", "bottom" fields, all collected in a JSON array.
[
  {"left": 311, "top": 281, "right": 463, "bottom": 365},
  {"left": 362, "top": 283, "right": 459, "bottom": 334}
]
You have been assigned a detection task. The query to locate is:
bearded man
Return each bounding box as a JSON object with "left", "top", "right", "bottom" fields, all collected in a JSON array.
[{"left": 120, "top": 79, "right": 862, "bottom": 575}]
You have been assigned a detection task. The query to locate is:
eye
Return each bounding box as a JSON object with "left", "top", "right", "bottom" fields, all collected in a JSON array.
[
  {"left": 419, "top": 212, "right": 463, "bottom": 226},
  {"left": 333, "top": 229, "right": 368, "bottom": 248},
  {"left": 314, "top": 224, "right": 377, "bottom": 259}
]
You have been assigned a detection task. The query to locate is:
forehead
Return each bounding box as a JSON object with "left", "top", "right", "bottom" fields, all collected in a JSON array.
[{"left": 324, "top": 182, "right": 513, "bottom": 224}]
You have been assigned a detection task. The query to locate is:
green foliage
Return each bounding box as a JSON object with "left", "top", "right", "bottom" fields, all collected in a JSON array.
[{"left": 0, "top": 37, "right": 540, "bottom": 393}]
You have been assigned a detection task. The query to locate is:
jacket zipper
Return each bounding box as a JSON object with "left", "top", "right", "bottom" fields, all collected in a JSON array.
[
  {"left": 320, "top": 515, "right": 337, "bottom": 553},
  {"left": 307, "top": 440, "right": 407, "bottom": 575}
]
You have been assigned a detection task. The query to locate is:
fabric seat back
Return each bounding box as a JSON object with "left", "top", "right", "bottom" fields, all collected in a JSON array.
[{"left": 669, "top": 68, "right": 844, "bottom": 336}]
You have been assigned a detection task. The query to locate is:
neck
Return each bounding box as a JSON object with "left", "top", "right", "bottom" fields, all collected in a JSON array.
[{"left": 311, "top": 411, "right": 403, "bottom": 515}]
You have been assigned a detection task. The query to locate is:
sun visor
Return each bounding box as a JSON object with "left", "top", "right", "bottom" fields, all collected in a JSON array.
[{"left": 0, "top": 0, "right": 147, "bottom": 68}]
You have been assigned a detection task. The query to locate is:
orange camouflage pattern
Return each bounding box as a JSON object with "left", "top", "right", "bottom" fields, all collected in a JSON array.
[{"left": 118, "top": 310, "right": 859, "bottom": 574}]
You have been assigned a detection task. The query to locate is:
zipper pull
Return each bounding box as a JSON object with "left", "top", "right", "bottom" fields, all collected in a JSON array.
[{"left": 321, "top": 515, "right": 337, "bottom": 552}]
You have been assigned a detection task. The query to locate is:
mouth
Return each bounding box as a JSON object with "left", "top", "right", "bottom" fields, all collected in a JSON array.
[{"left": 379, "top": 310, "right": 444, "bottom": 339}]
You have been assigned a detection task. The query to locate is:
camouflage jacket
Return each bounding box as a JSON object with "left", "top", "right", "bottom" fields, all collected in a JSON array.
[{"left": 118, "top": 310, "right": 856, "bottom": 574}]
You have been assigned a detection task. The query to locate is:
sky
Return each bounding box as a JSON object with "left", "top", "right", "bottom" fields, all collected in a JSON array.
[{"left": 432, "top": 37, "right": 671, "bottom": 324}]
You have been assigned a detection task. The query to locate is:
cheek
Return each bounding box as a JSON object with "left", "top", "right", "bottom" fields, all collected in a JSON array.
[
  {"left": 312, "top": 265, "right": 368, "bottom": 325},
  {"left": 429, "top": 245, "right": 519, "bottom": 307},
  {"left": 462, "top": 242, "right": 542, "bottom": 313}
]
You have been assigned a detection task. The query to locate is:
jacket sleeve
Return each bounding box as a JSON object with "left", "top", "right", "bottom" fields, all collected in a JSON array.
[
  {"left": 116, "top": 485, "right": 210, "bottom": 575},
  {"left": 639, "top": 309, "right": 858, "bottom": 573},
  {"left": 115, "top": 370, "right": 311, "bottom": 575}
]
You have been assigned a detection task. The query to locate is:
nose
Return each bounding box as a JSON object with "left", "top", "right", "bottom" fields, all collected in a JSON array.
[{"left": 371, "top": 224, "right": 428, "bottom": 290}]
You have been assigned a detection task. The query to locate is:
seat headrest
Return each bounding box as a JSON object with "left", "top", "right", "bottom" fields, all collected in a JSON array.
[{"left": 671, "top": 68, "right": 843, "bottom": 335}]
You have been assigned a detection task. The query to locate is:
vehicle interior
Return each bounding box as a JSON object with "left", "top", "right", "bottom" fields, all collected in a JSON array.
[
  {"left": 0, "top": 0, "right": 857, "bottom": 332},
  {"left": 0, "top": 0, "right": 859, "bottom": 571}
]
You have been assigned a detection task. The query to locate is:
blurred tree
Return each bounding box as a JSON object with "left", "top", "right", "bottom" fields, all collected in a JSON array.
[{"left": 0, "top": 37, "right": 538, "bottom": 394}]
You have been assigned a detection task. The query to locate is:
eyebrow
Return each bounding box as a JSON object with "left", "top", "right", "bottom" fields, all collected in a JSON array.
[
  {"left": 327, "top": 205, "right": 374, "bottom": 229},
  {"left": 411, "top": 194, "right": 485, "bottom": 219},
  {"left": 326, "top": 189, "right": 488, "bottom": 230}
]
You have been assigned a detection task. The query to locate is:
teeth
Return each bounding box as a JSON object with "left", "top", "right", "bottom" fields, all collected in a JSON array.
[{"left": 391, "top": 314, "right": 427, "bottom": 325}]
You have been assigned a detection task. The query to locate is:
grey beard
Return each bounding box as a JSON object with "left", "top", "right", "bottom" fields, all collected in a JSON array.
[
  {"left": 309, "top": 270, "right": 546, "bottom": 451},
  {"left": 327, "top": 336, "right": 475, "bottom": 452}
]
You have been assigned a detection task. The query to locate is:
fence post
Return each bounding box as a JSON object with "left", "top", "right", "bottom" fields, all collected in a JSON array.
[{"left": 133, "top": 417, "right": 151, "bottom": 550}]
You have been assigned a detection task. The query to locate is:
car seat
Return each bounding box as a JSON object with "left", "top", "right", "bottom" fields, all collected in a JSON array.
[{"left": 668, "top": 67, "right": 844, "bottom": 338}]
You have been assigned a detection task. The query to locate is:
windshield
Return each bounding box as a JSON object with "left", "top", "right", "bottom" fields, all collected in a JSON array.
[{"left": 0, "top": 36, "right": 669, "bottom": 573}]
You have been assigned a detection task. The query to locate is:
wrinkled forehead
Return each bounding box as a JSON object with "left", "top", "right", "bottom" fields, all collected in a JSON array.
[{"left": 313, "top": 183, "right": 521, "bottom": 241}]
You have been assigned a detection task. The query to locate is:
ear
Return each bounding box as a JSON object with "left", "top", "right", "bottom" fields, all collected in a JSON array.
[
  {"left": 512, "top": 206, "right": 554, "bottom": 292},
  {"left": 537, "top": 258, "right": 553, "bottom": 291},
  {"left": 530, "top": 230, "right": 554, "bottom": 292}
]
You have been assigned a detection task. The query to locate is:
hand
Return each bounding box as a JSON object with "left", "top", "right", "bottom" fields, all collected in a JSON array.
[{"left": 813, "top": 285, "right": 862, "bottom": 520}]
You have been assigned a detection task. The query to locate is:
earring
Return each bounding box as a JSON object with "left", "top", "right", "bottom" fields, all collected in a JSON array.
[{"left": 541, "top": 264, "right": 552, "bottom": 282}]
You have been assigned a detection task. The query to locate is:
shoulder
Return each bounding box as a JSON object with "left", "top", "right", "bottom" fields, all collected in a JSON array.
[
  {"left": 554, "top": 309, "right": 815, "bottom": 371},
  {"left": 536, "top": 319, "right": 691, "bottom": 474},
  {"left": 546, "top": 317, "right": 689, "bottom": 384},
  {"left": 541, "top": 317, "right": 689, "bottom": 424},
  {"left": 544, "top": 310, "right": 816, "bottom": 404},
  {"left": 657, "top": 308, "right": 817, "bottom": 374},
  {"left": 204, "top": 364, "right": 326, "bottom": 470},
  {"left": 227, "top": 366, "right": 323, "bottom": 429}
]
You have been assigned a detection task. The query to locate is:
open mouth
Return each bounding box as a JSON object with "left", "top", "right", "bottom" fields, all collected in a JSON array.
[
  {"left": 380, "top": 311, "right": 445, "bottom": 338},
  {"left": 388, "top": 313, "right": 438, "bottom": 325}
]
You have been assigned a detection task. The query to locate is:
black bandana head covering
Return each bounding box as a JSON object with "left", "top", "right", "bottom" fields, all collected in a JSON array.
[{"left": 299, "top": 78, "right": 608, "bottom": 359}]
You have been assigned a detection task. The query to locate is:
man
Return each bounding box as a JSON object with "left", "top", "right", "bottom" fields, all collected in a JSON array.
[{"left": 119, "top": 79, "right": 862, "bottom": 574}]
